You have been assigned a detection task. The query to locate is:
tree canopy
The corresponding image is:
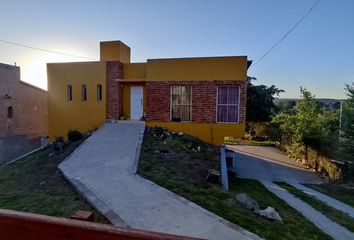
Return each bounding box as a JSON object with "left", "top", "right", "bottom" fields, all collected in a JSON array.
[
  {"left": 342, "top": 83, "right": 354, "bottom": 156},
  {"left": 246, "top": 76, "right": 284, "bottom": 122}
]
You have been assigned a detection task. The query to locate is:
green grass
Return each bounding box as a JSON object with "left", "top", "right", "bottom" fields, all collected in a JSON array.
[
  {"left": 0, "top": 141, "right": 108, "bottom": 224},
  {"left": 224, "top": 136, "right": 275, "bottom": 146},
  {"left": 275, "top": 182, "right": 354, "bottom": 232},
  {"left": 138, "top": 128, "right": 331, "bottom": 240},
  {"left": 304, "top": 183, "right": 354, "bottom": 208}
]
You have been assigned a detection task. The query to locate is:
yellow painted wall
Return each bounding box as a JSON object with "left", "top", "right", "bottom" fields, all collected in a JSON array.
[
  {"left": 122, "top": 83, "right": 146, "bottom": 119},
  {"left": 146, "top": 122, "right": 245, "bottom": 145},
  {"left": 123, "top": 63, "right": 147, "bottom": 79},
  {"left": 146, "top": 56, "right": 247, "bottom": 81},
  {"left": 100, "top": 41, "right": 131, "bottom": 63},
  {"left": 47, "top": 61, "right": 106, "bottom": 140}
]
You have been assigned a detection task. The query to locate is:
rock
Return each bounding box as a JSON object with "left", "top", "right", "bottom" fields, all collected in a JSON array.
[
  {"left": 178, "top": 132, "right": 184, "bottom": 136},
  {"left": 257, "top": 206, "right": 283, "bottom": 223},
  {"left": 159, "top": 148, "right": 170, "bottom": 155},
  {"left": 197, "top": 146, "right": 201, "bottom": 152},
  {"left": 235, "top": 193, "right": 260, "bottom": 211},
  {"left": 206, "top": 169, "right": 220, "bottom": 184}
]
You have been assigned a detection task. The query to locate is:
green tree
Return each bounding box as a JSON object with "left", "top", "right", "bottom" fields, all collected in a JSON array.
[
  {"left": 342, "top": 83, "right": 354, "bottom": 156},
  {"left": 246, "top": 76, "right": 284, "bottom": 122},
  {"left": 270, "top": 88, "right": 339, "bottom": 158},
  {"left": 294, "top": 88, "right": 323, "bottom": 147}
]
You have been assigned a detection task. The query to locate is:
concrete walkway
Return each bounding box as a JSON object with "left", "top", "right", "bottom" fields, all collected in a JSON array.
[
  {"left": 59, "top": 122, "right": 261, "bottom": 240},
  {"left": 262, "top": 181, "right": 354, "bottom": 240},
  {"left": 289, "top": 182, "right": 354, "bottom": 219}
]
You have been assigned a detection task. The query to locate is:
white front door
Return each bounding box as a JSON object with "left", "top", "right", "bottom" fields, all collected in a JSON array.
[{"left": 130, "top": 86, "right": 143, "bottom": 120}]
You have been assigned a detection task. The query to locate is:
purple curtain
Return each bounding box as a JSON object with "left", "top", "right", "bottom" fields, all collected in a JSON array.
[{"left": 217, "top": 86, "right": 239, "bottom": 122}]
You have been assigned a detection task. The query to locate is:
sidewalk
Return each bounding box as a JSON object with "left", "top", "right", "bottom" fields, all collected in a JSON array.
[
  {"left": 59, "top": 122, "right": 261, "bottom": 240},
  {"left": 289, "top": 182, "right": 354, "bottom": 219},
  {"left": 262, "top": 181, "right": 354, "bottom": 240}
]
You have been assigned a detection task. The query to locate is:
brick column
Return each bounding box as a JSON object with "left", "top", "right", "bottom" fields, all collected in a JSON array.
[
  {"left": 106, "top": 61, "right": 123, "bottom": 119},
  {"left": 238, "top": 80, "right": 247, "bottom": 123}
]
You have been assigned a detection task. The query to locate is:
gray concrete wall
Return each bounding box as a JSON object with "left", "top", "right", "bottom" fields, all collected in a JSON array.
[{"left": 0, "top": 135, "right": 41, "bottom": 165}]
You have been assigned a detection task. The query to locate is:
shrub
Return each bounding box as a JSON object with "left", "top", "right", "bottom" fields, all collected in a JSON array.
[
  {"left": 67, "top": 129, "right": 83, "bottom": 142},
  {"left": 249, "top": 122, "right": 269, "bottom": 138}
]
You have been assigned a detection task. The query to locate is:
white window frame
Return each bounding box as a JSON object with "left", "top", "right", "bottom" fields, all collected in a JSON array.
[
  {"left": 216, "top": 85, "right": 240, "bottom": 123},
  {"left": 170, "top": 85, "right": 192, "bottom": 122}
]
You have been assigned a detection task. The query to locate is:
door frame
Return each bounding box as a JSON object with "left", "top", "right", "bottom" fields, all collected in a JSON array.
[{"left": 130, "top": 86, "right": 144, "bottom": 120}]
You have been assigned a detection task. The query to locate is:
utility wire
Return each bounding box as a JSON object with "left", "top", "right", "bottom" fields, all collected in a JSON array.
[
  {"left": 251, "top": 0, "right": 321, "bottom": 68},
  {"left": 0, "top": 39, "right": 96, "bottom": 60}
]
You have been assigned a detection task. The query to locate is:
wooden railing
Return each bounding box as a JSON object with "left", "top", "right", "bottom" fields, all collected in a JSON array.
[{"left": 0, "top": 209, "right": 202, "bottom": 240}]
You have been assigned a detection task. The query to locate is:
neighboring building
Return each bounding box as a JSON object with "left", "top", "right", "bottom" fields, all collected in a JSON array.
[
  {"left": 0, "top": 63, "right": 48, "bottom": 164},
  {"left": 47, "top": 41, "right": 251, "bottom": 145}
]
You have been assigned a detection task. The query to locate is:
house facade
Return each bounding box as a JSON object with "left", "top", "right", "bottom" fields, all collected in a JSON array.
[
  {"left": 47, "top": 41, "right": 250, "bottom": 145},
  {"left": 0, "top": 63, "right": 48, "bottom": 164}
]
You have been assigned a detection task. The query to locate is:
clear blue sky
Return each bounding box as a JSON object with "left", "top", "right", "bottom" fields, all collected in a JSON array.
[{"left": 0, "top": 0, "right": 353, "bottom": 98}]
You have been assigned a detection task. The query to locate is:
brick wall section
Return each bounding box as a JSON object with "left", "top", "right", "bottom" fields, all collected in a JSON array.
[
  {"left": 106, "top": 61, "right": 123, "bottom": 119},
  {"left": 145, "top": 82, "right": 171, "bottom": 122},
  {"left": 0, "top": 63, "right": 47, "bottom": 138},
  {"left": 145, "top": 80, "right": 246, "bottom": 123}
]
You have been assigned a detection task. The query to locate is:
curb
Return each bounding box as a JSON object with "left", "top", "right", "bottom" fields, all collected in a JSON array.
[
  {"left": 130, "top": 126, "right": 145, "bottom": 174},
  {"left": 1, "top": 146, "right": 46, "bottom": 168}
]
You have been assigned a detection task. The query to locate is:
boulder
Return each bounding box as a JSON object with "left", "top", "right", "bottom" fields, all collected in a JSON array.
[
  {"left": 235, "top": 193, "right": 260, "bottom": 211},
  {"left": 257, "top": 206, "right": 283, "bottom": 223}
]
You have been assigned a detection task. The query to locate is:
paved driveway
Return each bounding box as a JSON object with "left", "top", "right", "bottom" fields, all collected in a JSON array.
[{"left": 227, "top": 145, "right": 322, "bottom": 184}]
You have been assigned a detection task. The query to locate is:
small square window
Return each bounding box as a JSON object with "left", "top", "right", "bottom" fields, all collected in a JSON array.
[
  {"left": 67, "top": 84, "right": 72, "bottom": 101},
  {"left": 97, "top": 84, "right": 102, "bottom": 101},
  {"left": 82, "top": 84, "right": 87, "bottom": 101}
]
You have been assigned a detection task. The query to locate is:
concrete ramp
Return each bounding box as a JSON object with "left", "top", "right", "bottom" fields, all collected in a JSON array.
[{"left": 59, "top": 122, "right": 261, "bottom": 240}]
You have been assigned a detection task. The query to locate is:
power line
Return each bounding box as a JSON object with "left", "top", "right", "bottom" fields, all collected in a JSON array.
[
  {"left": 251, "top": 0, "right": 321, "bottom": 68},
  {"left": 0, "top": 39, "right": 96, "bottom": 60}
]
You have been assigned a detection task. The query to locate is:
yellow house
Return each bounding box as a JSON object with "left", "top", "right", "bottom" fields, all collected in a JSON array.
[{"left": 47, "top": 41, "right": 251, "bottom": 145}]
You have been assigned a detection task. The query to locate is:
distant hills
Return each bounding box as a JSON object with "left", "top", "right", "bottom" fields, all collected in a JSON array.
[{"left": 274, "top": 98, "right": 344, "bottom": 111}]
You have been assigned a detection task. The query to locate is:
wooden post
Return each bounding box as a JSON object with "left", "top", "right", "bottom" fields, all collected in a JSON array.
[{"left": 220, "top": 145, "right": 229, "bottom": 191}]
